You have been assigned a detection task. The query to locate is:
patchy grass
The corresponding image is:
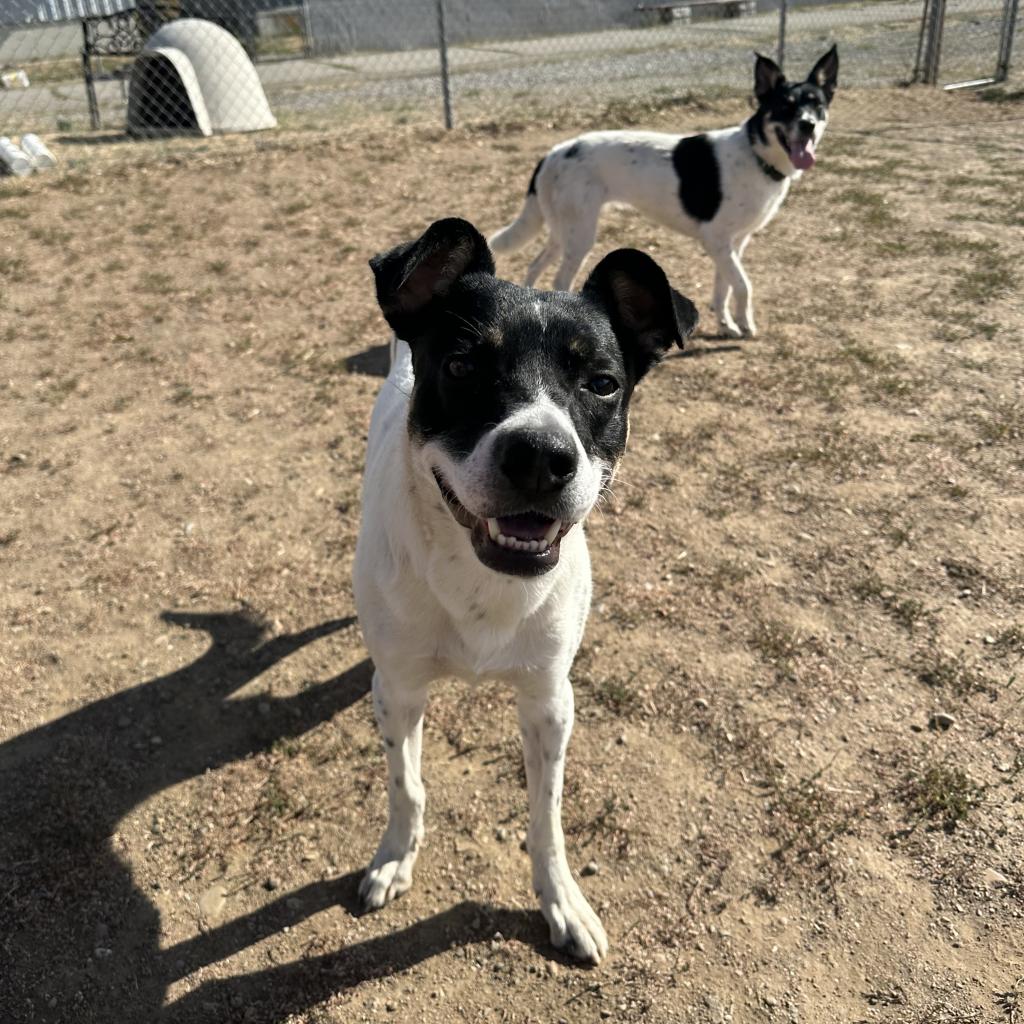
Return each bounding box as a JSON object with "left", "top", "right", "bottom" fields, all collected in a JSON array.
[
  {"left": 900, "top": 764, "right": 982, "bottom": 832},
  {"left": 913, "top": 650, "right": 991, "bottom": 698}
]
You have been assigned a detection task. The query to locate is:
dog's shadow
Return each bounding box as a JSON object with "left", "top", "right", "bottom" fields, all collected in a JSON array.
[
  {"left": 0, "top": 608, "right": 563, "bottom": 1023},
  {"left": 167, "top": 887, "right": 550, "bottom": 1021},
  {"left": 0, "top": 608, "right": 373, "bottom": 1023},
  {"left": 345, "top": 343, "right": 391, "bottom": 377},
  {"left": 677, "top": 339, "right": 744, "bottom": 358}
]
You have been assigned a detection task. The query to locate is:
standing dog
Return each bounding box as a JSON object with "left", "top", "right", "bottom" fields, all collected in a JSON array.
[
  {"left": 354, "top": 217, "right": 697, "bottom": 962},
  {"left": 489, "top": 47, "right": 838, "bottom": 339}
]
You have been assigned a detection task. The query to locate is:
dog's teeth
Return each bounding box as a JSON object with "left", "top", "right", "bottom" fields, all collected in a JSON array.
[
  {"left": 497, "top": 534, "right": 508, "bottom": 548},
  {"left": 543, "top": 519, "right": 563, "bottom": 545},
  {"left": 487, "top": 518, "right": 501, "bottom": 541}
]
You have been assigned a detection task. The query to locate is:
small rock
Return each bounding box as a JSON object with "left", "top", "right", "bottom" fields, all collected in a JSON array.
[
  {"left": 617, "top": 733, "right": 627, "bottom": 746},
  {"left": 385, "top": 1002, "right": 397, "bottom": 1013},
  {"left": 982, "top": 868, "right": 1011, "bottom": 888},
  {"left": 546, "top": 960, "right": 559, "bottom": 977},
  {"left": 581, "top": 860, "right": 599, "bottom": 877},
  {"left": 694, "top": 697, "right": 709, "bottom": 710},
  {"left": 94, "top": 947, "right": 113, "bottom": 959},
  {"left": 929, "top": 711, "right": 956, "bottom": 731},
  {"left": 262, "top": 877, "right": 279, "bottom": 891},
  {"left": 199, "top": 883, "right": 227, "bottom": 920},
  {"left": 495, "top": 827, "right": 508, "bottom": 842},
  {"left": 600, "top": 1011, "right": 613, "bottom": 1019}
]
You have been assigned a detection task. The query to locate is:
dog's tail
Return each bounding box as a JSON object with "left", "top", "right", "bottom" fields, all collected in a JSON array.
[{"left": 488, "top": 159, "right": 546, "bottom": 255}]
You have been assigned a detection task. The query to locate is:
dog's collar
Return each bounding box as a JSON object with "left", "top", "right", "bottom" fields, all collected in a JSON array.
[{"left": 745, "top": 118, "right": 787, "bottom": 183}]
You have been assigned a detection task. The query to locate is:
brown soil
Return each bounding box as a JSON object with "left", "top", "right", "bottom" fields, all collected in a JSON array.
[{"left": 1, "top": 86, "right": 1023, "bottom": 1024}]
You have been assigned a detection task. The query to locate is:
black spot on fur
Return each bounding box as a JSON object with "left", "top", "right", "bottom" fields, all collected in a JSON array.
[
  {"left": 526, "top": 158, "right": 543, "bottom": 195},
  {"left": 564, "top": 142, "right": 580, "bottom": 159},
  {"left": 672, "top": 134, "right": 722, "bottom": 222}
]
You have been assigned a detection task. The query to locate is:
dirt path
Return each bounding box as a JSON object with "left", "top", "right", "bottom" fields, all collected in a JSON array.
[{"left": 1, "top": 86, "right": 1022, "bottom": 1024}]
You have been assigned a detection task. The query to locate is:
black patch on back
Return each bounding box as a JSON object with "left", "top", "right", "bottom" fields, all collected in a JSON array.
[
  {"left": 564, "top": 142, "right": 580, "bottom": 159},
  {"left": 526, "top": 159, "right": 543, "bottom": 195},
  {"left": 672, "top": 135, "right": 721, "bottom": 223}
]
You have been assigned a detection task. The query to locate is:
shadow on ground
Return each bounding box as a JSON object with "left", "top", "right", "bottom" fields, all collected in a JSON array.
[{"left": 0, "top": 608, "right": 382, "bottom": 1023}]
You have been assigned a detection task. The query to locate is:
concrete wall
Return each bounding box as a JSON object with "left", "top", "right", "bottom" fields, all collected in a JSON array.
[
  {"left": 0, "top": 22, "right": 82, "bottom": 63},
  {"left": 306, "top": 0, "right": 639, "bottom": 56}
]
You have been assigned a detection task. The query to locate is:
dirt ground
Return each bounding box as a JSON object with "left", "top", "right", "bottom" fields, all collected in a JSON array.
[{"left": 2, "top": 85, "right": 1023, "bottom": 1024}]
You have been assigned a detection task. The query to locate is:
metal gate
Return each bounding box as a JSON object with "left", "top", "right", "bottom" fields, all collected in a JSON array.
[{"left": 915, "top": 0, "right": 1020, "bottom": 87}]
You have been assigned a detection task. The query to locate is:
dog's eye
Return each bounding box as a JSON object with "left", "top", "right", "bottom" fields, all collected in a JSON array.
[
  {"left": 585, "top": 375, "right": 619, "bottom": 397},
  {"left": 446, "top": 357, "right": 474, "bottom": 379}
]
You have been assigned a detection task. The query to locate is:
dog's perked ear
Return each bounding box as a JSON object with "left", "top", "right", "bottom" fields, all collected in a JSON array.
[
  {"left": 582, "top": 249, "right": 698, "bottom": 380},
  {"left": 753, "top": 52, "right": 786, "bottom": 105},
  {"left": 369, "top": 217, "right": 495, "bottom": 340},
  {"left": 807, "top": 45, "right": 839, "bottom": 103}
]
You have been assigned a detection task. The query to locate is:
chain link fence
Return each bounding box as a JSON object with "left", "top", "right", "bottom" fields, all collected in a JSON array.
[{"left": 0, "top": 0, "right": 1020, "bottom": 148}]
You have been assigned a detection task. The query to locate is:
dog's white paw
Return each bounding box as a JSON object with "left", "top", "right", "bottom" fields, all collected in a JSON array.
[
  {"left": 718, "top": 320, "right": 743, "bottom": 340},
  {"left": 359, "top": 839, "right": 418, "bottom": 911},
  {"left": 538, "top": 875, "right": 608, "bottom": 964},
  {"left": 740, "top": 324, "right": 758, "bottom": 339}
]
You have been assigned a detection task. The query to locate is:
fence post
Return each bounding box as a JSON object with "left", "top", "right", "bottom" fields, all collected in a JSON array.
[
  {"left": 777, "top": 0, "right": 788, "bottom": 69},
  {"left": 437, "top": 0, "right": 454, "bottom": 130},
  {"left": 996, "top": 0, "right": 1020, "bottom": 81},
  {"left": 922, "top": 0, "right": 946, "bottom": 83}
]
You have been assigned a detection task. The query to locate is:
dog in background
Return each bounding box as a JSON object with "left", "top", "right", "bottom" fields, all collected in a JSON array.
[
  {"left": 354, "top": 217, "right": 697, "bottom": 962},
  {"left": 489, "top": 46, "right": 838, "bottom": 339}
]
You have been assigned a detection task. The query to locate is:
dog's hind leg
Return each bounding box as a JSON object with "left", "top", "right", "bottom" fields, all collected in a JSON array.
[
  {"left": 550, "top": 202, "right": 600, "bottom": 292},
  {"left": 518, "top": 681, "right": 608, "bottom": 963},
  {"left": 524, "top": 237, "right": 564, "bottom": 288},
  {"left": 359, "top": 669, "right": 428, "bottom": 910}
]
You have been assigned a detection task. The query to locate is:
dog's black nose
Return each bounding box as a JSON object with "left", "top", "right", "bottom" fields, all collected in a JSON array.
[
  {"left": 796, "top": 119, "right": 815, "bottom": 140},
  {"left": 496, "top": 430, "right": 578, "bottom": 497}
]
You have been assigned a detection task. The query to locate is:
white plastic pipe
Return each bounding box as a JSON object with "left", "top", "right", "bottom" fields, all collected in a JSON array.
[
  {"left": 0, "top": 136, "right": 32, "bottom": 177},
  {"left": 20, "top": 134, "right": 56, "bottom": 170}
]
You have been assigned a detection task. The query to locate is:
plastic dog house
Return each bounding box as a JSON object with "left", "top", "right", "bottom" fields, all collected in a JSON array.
[{"left": 126, "top": 19, "right": 276, "bottom": 137}]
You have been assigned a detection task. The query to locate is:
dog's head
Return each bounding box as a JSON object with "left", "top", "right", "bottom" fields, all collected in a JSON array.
[
  {"left": 752, "top": 45, "right": 838, "bottom": 172},
  {"left": 370, "top": 218, "right": 697, "bottom": 577}
]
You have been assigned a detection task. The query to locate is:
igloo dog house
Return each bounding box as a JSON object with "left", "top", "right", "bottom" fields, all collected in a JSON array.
[{"left": 127, "top": 19, "right": 276, "bottom": 137}]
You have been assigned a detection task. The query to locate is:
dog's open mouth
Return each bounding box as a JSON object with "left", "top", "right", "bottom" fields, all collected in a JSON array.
[
  {"left": 433, "top": 470, "right": 574, "bottom": 576},
  {"left": 777, "top": 126, "right": 817, "bottom": 170}
]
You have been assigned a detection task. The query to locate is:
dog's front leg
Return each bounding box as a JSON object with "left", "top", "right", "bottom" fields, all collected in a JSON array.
[
  {"left": 359, "top": 669, "right": 428, "bottom": 910},
  {"left": 707, "top": 233, "right": 756, "bottom": 338},
  {"left": 518, "top": 680, "right": 608, "bottom": 964}
]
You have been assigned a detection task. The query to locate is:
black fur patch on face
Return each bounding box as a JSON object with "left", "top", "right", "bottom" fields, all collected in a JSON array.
[
  {"left": 751, "top": 47, "right": 838, "bottom": 129},
  {"left": 672, "top": 134, "right": 722, "bottom": 223},
  {"left": 564, "top": 142, "right": 580, "bottom": 159},
  {"left": 407, "top": 282, "right": 634, "bottom": 467}
]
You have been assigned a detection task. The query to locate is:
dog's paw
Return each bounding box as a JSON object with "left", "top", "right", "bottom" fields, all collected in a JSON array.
[
  {"left": 539, "top": 878, "right": 608, "bottom": 964},
  {"left": 739, "top": 323, "right": 758, "bottom": 339},
  {"left": 359, "top": 845, "right": 417, "bottom": 911},
  {"left": 717, "top": 321, "right": 743, "bottom": 340}
]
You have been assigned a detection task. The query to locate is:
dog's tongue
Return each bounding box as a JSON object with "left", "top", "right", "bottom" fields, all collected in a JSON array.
[
  {"left": 497, "top": 514, "right": 555, "bottom": 541},
  {"left": 789, "top": 137, "right": 817, "bottom": 170}
]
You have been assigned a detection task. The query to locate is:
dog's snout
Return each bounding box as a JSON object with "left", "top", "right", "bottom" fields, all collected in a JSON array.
[
  {"left": 497, "top": 430, "right": 578, "bottom": 497},
  {"left": 796, "top": 118, "right": 815, "bottom": 139}
]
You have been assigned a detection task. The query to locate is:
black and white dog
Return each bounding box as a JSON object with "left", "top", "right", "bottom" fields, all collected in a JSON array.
[
  {"left": 353, "top": 218, "right": 697, "bottom": 963},
  {"left": 489, "top": 47, "right": 838, "bottom": 339}
]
